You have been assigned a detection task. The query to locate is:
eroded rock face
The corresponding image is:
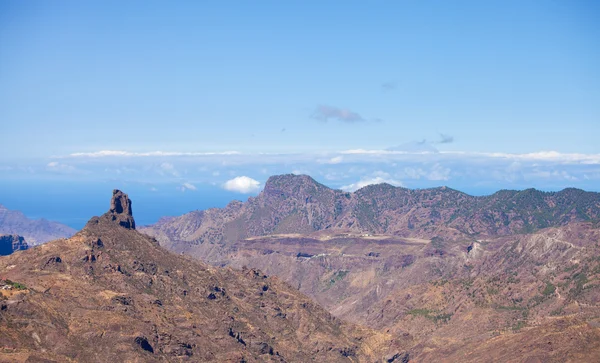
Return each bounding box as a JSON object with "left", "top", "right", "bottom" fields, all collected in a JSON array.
[
  {"left": 107, "top": 190, "right": 135, "bottom": 230},
  {"left": 0, "top": 234, "right": 29, "bottom": 256}
]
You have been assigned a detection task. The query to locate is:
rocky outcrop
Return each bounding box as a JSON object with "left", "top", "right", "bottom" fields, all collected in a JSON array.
[
  {"left": 106, "top": 190, "right": 135, "bottom": 229},
  {"left": 0, "top": 234, "right": 29, "bottom": 256}
]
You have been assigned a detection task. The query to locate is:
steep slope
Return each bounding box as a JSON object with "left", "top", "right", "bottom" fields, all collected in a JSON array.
[
  {"left": 139, "top": 174, "right": 600, "bottom": 361},
  {"left": 173, "top": 224, "right": 600, "bottom": 361},
  {"left": 142, "top": 174, "right": 600, "bottom": 250},
  {"left": 0, "top": 190, "right": 401, "bottom": 362},
  {"left": 0, "top": 204, "right": 76, "bottom": 245},
  {"left": 0, "top": 234, "right": 28, "bottom": 256}
]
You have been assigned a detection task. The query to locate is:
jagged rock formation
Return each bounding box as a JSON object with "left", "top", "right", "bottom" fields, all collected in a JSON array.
[
  {"left": 0, "top": 204, "right": 76, "bottom": 245},
  {"left": 0, "top": 234, "right": 28, "bottom": 256},
  {"left": 107, "top": 189, "right": 135, "bottom": 229},
  {"left": 0, "top": 190, "right": 401, "bottom": 362}
]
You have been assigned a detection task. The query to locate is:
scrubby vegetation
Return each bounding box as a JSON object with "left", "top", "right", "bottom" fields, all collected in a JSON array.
[
  {"left": 2, "top": 279, "right": 27, "bottom": 290},
  {"left": 407, "top": 308, "right": 453, "bottom": 324}
]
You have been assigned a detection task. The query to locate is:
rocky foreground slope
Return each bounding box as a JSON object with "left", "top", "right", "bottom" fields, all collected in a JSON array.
[
  {"left": 0, "top": 191, "right": 401, "bottom": 362},
  {"left": 0, "top": 204, "right": 75, "bottom": 245}
]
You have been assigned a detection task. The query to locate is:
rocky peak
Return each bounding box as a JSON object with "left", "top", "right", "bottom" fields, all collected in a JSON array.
[
  {"left": 106, "top": 189, "right": 135, "bottom": 229},
  {"left": 263, "top": 174, "right": 326, "bottom": 196},
  {"left": 264, "top": 173, "right": 313, "bottom": 187}
]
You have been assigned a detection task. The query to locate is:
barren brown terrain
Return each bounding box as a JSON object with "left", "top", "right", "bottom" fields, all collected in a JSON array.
[
  {"left": 0, "top": 191, "right": 402, "bottom": 362},
  {"left": 141, "top": 174, "right": 600, "bottom": 361}
]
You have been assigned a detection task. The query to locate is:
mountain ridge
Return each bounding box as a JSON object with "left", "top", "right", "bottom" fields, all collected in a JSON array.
[
  {"left": 142, "top": 174, "right": 600, "bottom": 248},
  {"left": 0, "top": 204, "right": 76, "bottom": 246},
  {"left": 139, "top": 175, "right": 600, "bottom": 361}
]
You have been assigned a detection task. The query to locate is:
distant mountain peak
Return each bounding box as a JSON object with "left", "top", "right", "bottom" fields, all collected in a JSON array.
[
  {"left": 106, "top": 189, "right": 135, "bottom": 229},
  {"left": 264, "top": 173, "right": 317, "bottom": 186},
  {"left": 263, "top": 174, "right": 328, "bottom": 195},
  {"left": 0, "top": 204, "right": 76, "bottom": 245}
]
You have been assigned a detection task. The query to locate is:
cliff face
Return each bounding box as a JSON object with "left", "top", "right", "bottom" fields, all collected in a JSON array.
[{"left": 0, "top": 234, "right": 28, "bottom": 256}]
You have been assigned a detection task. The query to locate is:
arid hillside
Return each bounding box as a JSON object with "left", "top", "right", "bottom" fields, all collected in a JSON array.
[
  {"left": 0, "top": 190, "right": 402, "bottom": 362},
  {"left": 142, "top": 174, "right": 600, "bottom": 249},
  {"left": 140, "top": 175, "right": 600, "bottom": 361}
]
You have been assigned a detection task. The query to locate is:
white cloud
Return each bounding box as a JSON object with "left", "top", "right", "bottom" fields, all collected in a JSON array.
[
  {"left": 528, "top": 169, "right": 578, "bottom": 181},
  {"left": 427, "top": 163, "right": 451, "bottom": 181},
  {"left": 178, "top": 182, "right": 197, "bottom": 192},
  {"left": 223, "top": 176, "right": 261, "bottom": 193},
  {"left": 341, "top": 172, "right": 403, "bottom": 192},
  {"left": 63, "top": 149, "right": 600, "bottom": 166},
  {"left": 322, "top": 171, "right": 349, "bottom": 181},
  {"left": 20, "top": 148, "right": 600, "bottom": 192},
  {"left": 326, "top": 156, "right": 343, "bottom": 164},
  {"left": 341, "top": 149, "right": 437, "bottom": 155},
  {"left": 401, "top": 163, "right": 451, "bottom": 181},
  {"left": 68, "top": 150, "right": 240, "bottom": 157},
  {"left": 340, "top": 149, "right": 600, "bottom": 165},
  {"left": 158, "top": 162, "right": 180, "bottom": 177},
  {"left": 161, "top": 162, "right": 174, "bottom": 170},
  {"left": 46, "top": 161, "right": 80, "bottom": 174},
  {"left": 447, "top": 151, "right": 600, "bottom": 164},
  {"left": 341, "top": 149, "right": 397, "bottom": 155}
]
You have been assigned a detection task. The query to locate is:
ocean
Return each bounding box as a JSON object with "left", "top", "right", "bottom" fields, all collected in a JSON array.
[{"left": 0, "top": 179, "right": 247, "bottom": 229}]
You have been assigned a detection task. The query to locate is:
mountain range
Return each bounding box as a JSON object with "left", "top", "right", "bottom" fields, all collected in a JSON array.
[
  {"left": 0, "top": 204, "right": 76, "bottom": 246},
  {"left": 141, "top": 174, "right": 600, "bottom": 249},
  {"left": 140, "top": 174, "right": 600, "bottom": 361},
  {"left": 2, "top": 175, "right": 600, "bottom": 361}
]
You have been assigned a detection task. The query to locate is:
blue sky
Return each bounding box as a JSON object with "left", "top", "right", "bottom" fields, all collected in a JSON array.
[{"left": 1, "top": 1, "right": 600, "bottom": 225}]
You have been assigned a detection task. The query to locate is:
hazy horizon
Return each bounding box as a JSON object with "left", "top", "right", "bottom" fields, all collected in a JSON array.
[
  {"left": 1, "top": 1, "right": 598, "bottom": 227},
  {"left": 1, "top": 174, "right": 598, "bottom": 230}
]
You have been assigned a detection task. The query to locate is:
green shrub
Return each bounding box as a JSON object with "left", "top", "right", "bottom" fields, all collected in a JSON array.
[
  {"left": 542, "top": 282, "right": 556, "bottom": 296},
  {"left": 3, "top": 279, "right": 27, "bottom": 290}
]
